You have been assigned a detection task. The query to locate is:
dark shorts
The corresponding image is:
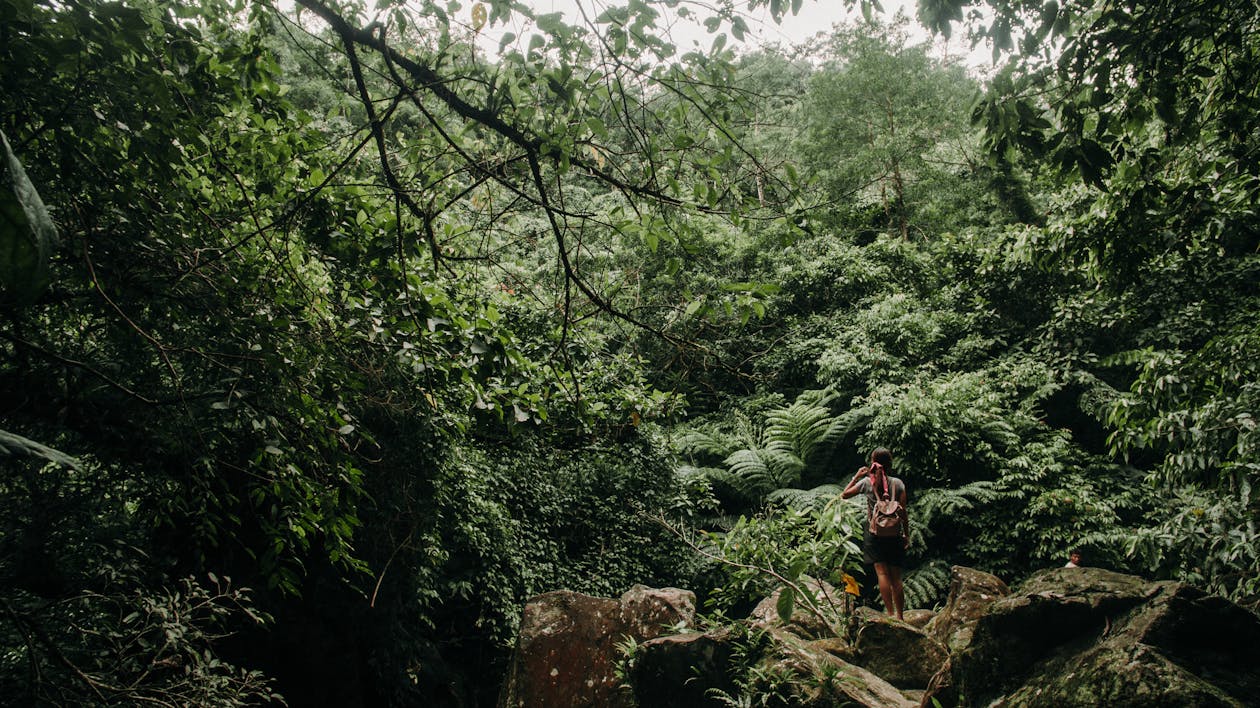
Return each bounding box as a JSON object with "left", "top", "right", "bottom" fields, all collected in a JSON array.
[{"left": 863, "top": 529, "right": 906, "bottom": 567}]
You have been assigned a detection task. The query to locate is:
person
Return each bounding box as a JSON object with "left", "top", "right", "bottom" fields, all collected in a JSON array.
[
  {"left": 841, "top": 447, "right": 909, "bottom": 620},
  {"left": 1064, "top": 548, "right": 1083, "bottom": 568}
]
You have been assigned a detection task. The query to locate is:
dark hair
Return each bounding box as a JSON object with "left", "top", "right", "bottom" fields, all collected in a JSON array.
[
  {"left": 871, "top": 447, "right": 893, "bottom": 471},
  {"left": 1070, "top": 548, "right": 1082, "bottom": 556}
]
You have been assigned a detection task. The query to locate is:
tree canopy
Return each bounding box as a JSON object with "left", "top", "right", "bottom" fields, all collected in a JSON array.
[{"left": 2, "top": 0, "right": 1257, "bottom": 704}]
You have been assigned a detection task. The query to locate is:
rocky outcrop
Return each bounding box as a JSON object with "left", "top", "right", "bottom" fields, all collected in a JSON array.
[
  {"left": 924, "top": 565, "right": 1009, "bottom": 654},
  {"left": 902, "top": 609, "right": 936, "bottom": 629},
  {"left": 499, "top": 568, "right": 1260, "bottom": 708},
  {"left": 628, "top": 627, "right": 738, "bottom": 708},
  {"left": 770, "top": 628, "right": 919, "bottom": 708},
  {"left": 949, "top": 567, "right": 1260, "bottom": 707},
  {"left": 629, "top": 623, "right": 918, "bottom": 708},
  {"left": 851, "top": 607, "right": 949, "bottom": 690},
  {"left": 497, "top": 585, "right": 695, "bottom": 708}
]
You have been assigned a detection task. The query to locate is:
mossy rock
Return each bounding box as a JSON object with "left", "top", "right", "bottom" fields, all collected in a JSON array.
[{"left": 953, "top": 568, "right": 1260, "bottom": 707}]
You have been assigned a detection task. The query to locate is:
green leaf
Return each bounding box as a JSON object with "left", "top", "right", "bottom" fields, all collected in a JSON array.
[
  {"left": 775, "top": 586, "right": 795, "bottom": 622},
  {"left": 535, "top": 12, "right": 564, "bottom": 34},
  {"left": 585, "top": 117, "right": 609, "bottom": 140},
  {"left": 0, "top": 428, "right": 81, "bottom": 470},
  {"left": 787, "top": 559, "right": 808, "bottom": 581},
  {"left": 0, "top": 129, "right": 58, "bottom": 305}
]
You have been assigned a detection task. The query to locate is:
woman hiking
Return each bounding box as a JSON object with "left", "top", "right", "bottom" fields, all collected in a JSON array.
[{"left": 841, "top": 447, "right": 909, "bottom": 619}]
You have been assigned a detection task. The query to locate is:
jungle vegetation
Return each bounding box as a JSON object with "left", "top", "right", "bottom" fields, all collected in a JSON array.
[{"left": 1, "top": 0, "right": 1257, "bottom": 704}]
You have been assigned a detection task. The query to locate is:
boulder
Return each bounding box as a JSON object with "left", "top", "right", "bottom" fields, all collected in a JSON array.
[
  {"left": 850, "top": 607, "right": 949, "bottom": 690},
  {"left": 620, "top": 585, "right": 696, "bottom": 638},
  {"left": 498, "top": 585, "right": 695, "bottom": 708},
  {"left": 629, "top": 627, "right": 738, "bottom": 708},
  {"left": 809, "top": 636, "right": 858, "bottom": 663},
  {"left": 749, "top": 577, "right": 846, "bottom": 640},
  {"left": 630, "top": 623, "right": 917, "bottom": 708},
  {"left": 953, "top": 567, "right": 1260, "bottom": 707},
  {"left": 924, "top": 565, "right": 1009, "bottom": 654},
  {"left": 770, "top": 628, "right": 918, "bottom": 708},
  {"left": 902, "top": 609, "right": 936, "bottom": 629}
]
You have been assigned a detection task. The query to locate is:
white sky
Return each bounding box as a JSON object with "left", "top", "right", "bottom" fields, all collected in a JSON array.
[{"left": 496, "top": 0, "right": 994, "bottom": 69}]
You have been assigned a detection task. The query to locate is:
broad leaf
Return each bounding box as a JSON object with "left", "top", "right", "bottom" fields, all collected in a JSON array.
[{"left": 0, "top": 129, "right": 59, "bottom": 306}]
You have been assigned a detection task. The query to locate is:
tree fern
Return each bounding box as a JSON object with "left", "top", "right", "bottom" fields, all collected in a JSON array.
[
  {"left": 903, "top": 560, "right": 951, "bottom": 610},
  {"left": 912, "top": 481, "right": 1008, "bottom": 531},
  {"left": 723, "top": 448, "right": 805, "bottom": 499},
  {"left": 675, "top": 389, "right": 859, "bottom": 509},
  {"left": 763, "top": 389, "right": 843, "bottom": 458},
  {"left": 764, "top": 401, "right": 835, "bottom": 462},
  {"left": 766, "top": 484, "right": 844, "bottom": 512},
  {"left": 677, "top": 465, "right": 731, "bottom": 488},
  {"left": 678, "top": 429, "right": 738, "bottom": 460}
]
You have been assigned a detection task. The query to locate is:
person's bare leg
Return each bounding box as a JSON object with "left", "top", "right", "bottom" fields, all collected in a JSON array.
[
  {"left": 887, "top": 565, "right": 905, "bottom": 620},
  {"left": 873, "top": 562, "right": 894, "bottom": 616}
]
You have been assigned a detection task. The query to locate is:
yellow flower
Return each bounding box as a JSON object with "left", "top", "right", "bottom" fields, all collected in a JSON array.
[{"left": 841, "top": 573, "right": 860, "bottom": 596}]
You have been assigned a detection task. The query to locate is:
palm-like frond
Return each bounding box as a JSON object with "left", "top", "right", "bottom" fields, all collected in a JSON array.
[
  {"left": 913, "top": 481, "right": 1008, "bottom": 529},
  {"left": 762, "top": 388, "right": 852, "bottom": 468},
  {"left": 676, "top": 465, "right": 730, "bottom": 481},
  {"left": 677, "top": 389, "right": 857, "bottom": 507},
  {"left": 904, "top": 559, "right": 951, "bottom": 610},
  {"left": 978, "top": 417, "right": 1020, "bottom": 449},
  {"left": 723, "top": 448, "right": 805, "bottom": 499},
  {"left": 764, "top": 401, "right": 836, "bottom": 463},
  {"left": 0, "top": 428, "right": 82, "bottom": 470},
  {"left": 678, "top": 429, "right": 737, "bottom": 459},
  {"left": 767, "top": 484, "right": 844, "bottom": 512}
]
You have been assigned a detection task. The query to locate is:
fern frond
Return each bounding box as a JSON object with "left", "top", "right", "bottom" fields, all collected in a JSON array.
[
  {"left": 678, "top": 430, "right": 736, "bottom": 459},
  {"left": 979, "top": 417, "right": 1020, "bottom": 448},
  {"left": 794, "top": 387, "right": 840, "bottom": 409},
  {"left": 764, "top": 402, "right": 830, "bottom": 457},
  {"left": 724, "top": 448, "right": 806, "bottom": 499},
  {"left": 761, "top": 448, "right": 806, "bottom": 487},
  {"left": 812, "top": 415, "right": 854, "bottom": 456},
  {"left": 723, "top": 449, "right": 777, "bottom": 500},
  {"left": 676, "top": 465, "right": 730, "bottom": 482},
  {"left": 904, "top": 560, "right": 951, "bottom": 610},
  {"left": 767, "top": 484, "right": 843, "bottom": 512},
  {"left": 913, "top": 481, "right": 1007, "bottom": 528},
  {"left": 763, "top": 390, "right": 852, "bottom": 466}
]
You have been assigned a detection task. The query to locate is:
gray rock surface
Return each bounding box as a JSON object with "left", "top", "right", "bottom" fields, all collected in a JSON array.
[
  {"left": 950, "top": 568, "right": 1260, "bottom": 707},
  {"left": 497, "top": 585, "right": 695, "bottom": 708},
  {"left": 851, "top": 607, "right": 949, "bottom": 690},
  {"left": 924, "top": 565, "right": 1009, "bottom": 654}
]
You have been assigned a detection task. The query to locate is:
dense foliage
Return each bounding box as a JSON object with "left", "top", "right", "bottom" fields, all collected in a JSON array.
[{"left": 1, "top": 0, "right": 1257, "bottom": 705}]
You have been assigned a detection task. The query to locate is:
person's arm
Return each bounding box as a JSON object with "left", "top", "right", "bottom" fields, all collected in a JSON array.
[{"left": 841, "top": 467, "right": 869, "bottom": 499}]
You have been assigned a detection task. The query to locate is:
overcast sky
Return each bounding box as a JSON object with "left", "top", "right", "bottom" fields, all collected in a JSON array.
[{"left": 497, "top": 0, "right": 993, "bottom": 68}]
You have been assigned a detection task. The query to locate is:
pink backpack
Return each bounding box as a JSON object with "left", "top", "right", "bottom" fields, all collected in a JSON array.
[{"left": 868, "top": 469, "right": 904, "bottom": 538}]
